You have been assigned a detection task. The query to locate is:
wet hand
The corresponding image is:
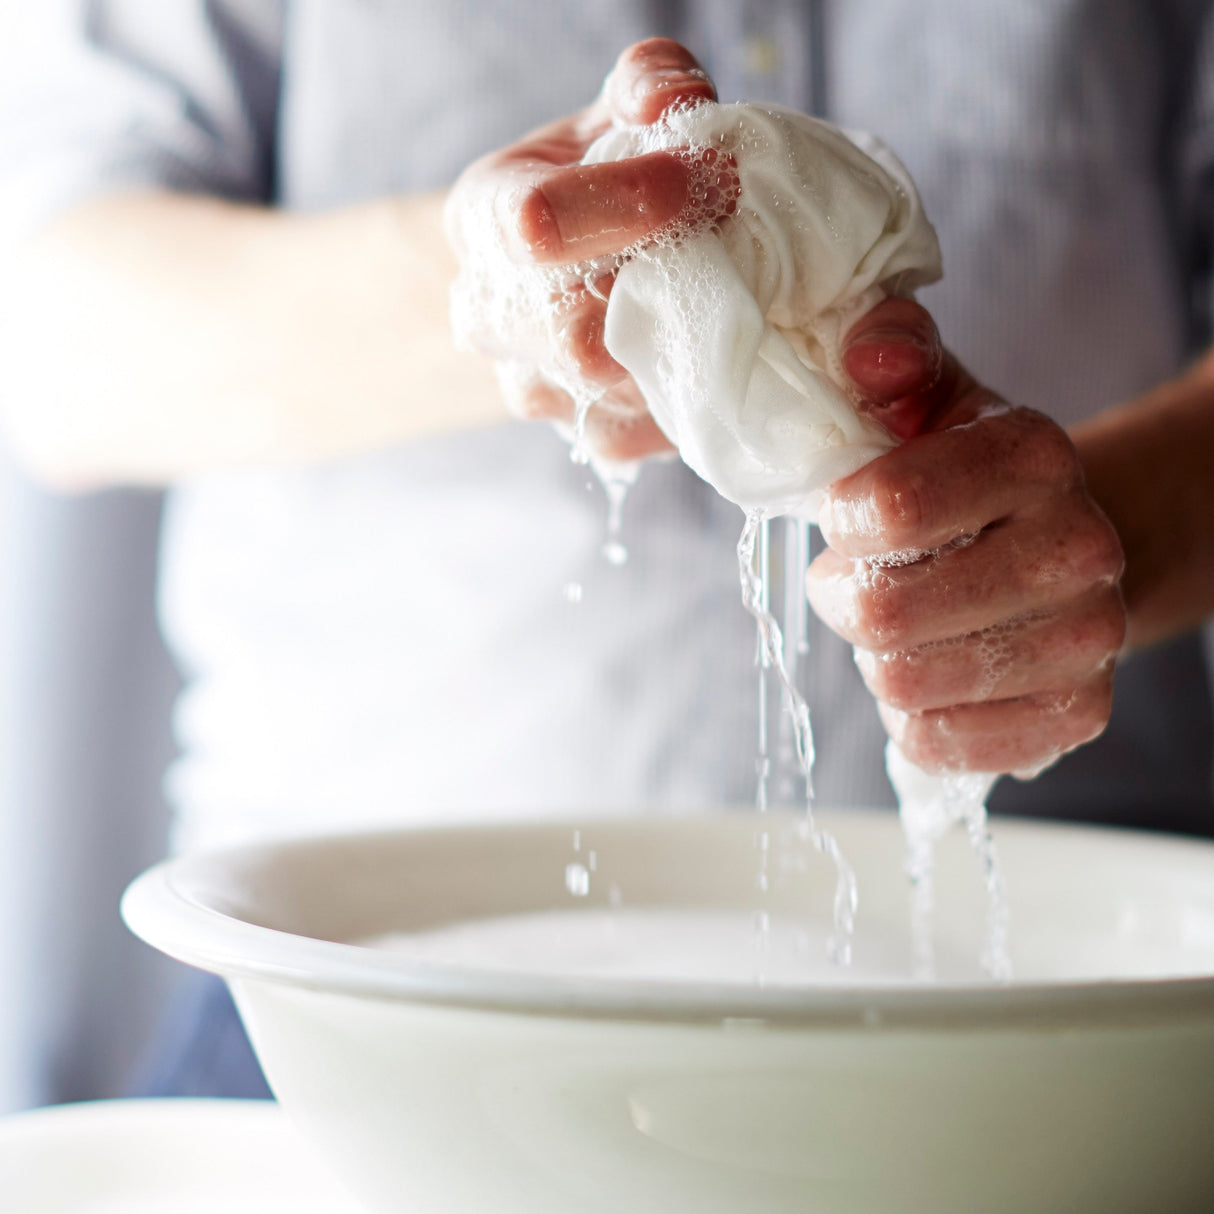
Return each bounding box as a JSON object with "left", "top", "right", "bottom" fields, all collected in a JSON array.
[
  {"left": 806, "top": 298, "right": 1127, "bottom": 777},
  {"left": 446, "top": 38, "right": 720, "bottom": 461}
]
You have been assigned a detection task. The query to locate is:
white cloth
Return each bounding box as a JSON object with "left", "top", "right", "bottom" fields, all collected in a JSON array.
[
  {"left": 450, "top": 102, "right": 942, "bottom": 519},
  {"left": 589, "top": 102, "right": 942, "bottom": 517}
]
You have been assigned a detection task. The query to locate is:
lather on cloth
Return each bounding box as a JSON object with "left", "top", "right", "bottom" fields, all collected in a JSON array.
[
  {"left": 590, "top": 101, "right": 942, "bottom": 517},
  {"left": 450, "top": 100, "right": 943, "bottom": 519}
]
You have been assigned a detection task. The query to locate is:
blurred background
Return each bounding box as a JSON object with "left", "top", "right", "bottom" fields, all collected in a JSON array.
[
  {"left": 0, "top": 454, "right": 182, "bottom": 1114},
  {"left": 0, "top": 6, "right": 180, "bottom": 1114}
]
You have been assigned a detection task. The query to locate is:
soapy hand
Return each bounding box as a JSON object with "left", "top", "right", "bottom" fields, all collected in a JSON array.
[
  {"left": 806, "top": 298, "right": 1127, "bottom": 777},
  {"left": 446, "top": 38, "right": 722, "bottom": 461}
]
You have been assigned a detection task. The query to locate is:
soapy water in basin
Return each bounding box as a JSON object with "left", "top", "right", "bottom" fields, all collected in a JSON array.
[
  {"left": 366, "top": 910, "right": 910, "bottom": 987},
  {"left": 361, "top": 894, "right": 1214, "bottom": 986}
]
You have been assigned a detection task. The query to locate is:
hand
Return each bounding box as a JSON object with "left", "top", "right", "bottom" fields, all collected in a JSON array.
[
  {"left": 446, "top": 38, "right": 722, "bottom": 461},
  {"left": 806, "top": 298, "right": 1127, "bottom": 777}
]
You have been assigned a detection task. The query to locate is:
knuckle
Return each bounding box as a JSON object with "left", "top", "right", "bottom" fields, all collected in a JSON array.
[
  {"left": 1077, "top": 590, "right": 1128, "bottom": 663},
  {"left": 866, "top": 466, "right": 933, "bottom": 548},
  {"left": 1014, "top": 410, "right": 1082, "bottom": 486},
  {"left": 514, "top": 185, "right": 561, "bottom": 259},
  {"left": 1088, "top": 514, "right": 1126, "bottom": 584},
  {"left": 867, "top": 651, "right": 925, "bottom": 711},
  {"left": 1076, "top": 673, "right": 1116, "bottom": 741},
  {"left": 1065, "top": 510, "right": 1126, "bottom": 588},
  {"left": 558, "top": 307, "right": 617, "bottom": 382},
  {"left": 1047, "top": 676, "right": 1114, "bottom": 754},
  {"left": 853, "top": 576, "right": 911, "bottom": 650},
  {"left": 1063, "top": 705, "right": 1109, "bottom": 754},
  {"left": 893, "top": 713, "right": 954, "bottom": 773}
]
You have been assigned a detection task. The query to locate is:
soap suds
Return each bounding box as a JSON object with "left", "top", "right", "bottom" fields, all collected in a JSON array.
[
  {"left": 590, "top": 102, "right": 941, "bottom": 517},
  {"left": 449, "top": 101, "right": 940, "bottom": 516}
]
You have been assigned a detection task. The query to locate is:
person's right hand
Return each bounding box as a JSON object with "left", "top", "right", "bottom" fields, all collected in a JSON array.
[{"left": 446, "top": 38, "right": 724, "bottom": 461}]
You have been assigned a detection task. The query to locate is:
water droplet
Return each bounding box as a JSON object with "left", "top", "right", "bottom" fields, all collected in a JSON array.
[
  {"left": 563, "top": 581, "right": 584, "bottom": 604},
  {"left": 602, "top": 478, "right": 630, "bottom": 566},
  {"left": 565, "top": 862, "right": 590, "bottom": 897}
]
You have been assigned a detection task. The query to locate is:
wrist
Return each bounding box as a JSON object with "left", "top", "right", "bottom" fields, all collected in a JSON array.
[{"left": 1071, "top": 365, "right": 1214, "bottom": 650}]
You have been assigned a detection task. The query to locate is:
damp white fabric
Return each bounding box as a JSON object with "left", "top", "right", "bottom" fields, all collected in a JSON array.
[
  {"left": 588, "top": 102, "right": 941, "bottom": 517},
  {"left": 448, "top": 100, "right": 942, "bottom": 518}
]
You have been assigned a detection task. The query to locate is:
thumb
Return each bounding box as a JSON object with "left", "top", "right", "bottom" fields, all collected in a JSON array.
[
  {"left": 840, "top": 297, "right": 945, "bottom": 440},
  {"left": 598, "top": 38, "right": 716, "bottom": 126}
]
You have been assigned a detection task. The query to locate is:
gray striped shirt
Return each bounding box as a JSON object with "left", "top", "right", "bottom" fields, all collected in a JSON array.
[{"left": 2, "top": 1, "right": 1211, "bottom": 848}]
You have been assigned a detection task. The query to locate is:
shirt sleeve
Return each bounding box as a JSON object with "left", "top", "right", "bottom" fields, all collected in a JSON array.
[{"left": 0, "top": 0, "right": 284, "bottom": 252}]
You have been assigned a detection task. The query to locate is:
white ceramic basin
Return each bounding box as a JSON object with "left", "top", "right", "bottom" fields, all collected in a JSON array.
[{"left": 122, "top": 811, "right": 1214, "bottom": 1214}]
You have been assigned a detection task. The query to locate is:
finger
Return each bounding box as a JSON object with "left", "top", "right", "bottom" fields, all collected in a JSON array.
[
  {"left": 481, "top": 39, "right": 713, "bottom": 178},
  {"left": 454, "top": 40, "right": 712, "bottom": 268},
  {"left": 552, "top": 283, "right": 628, "bottom": 387},
  {"left": 879, "top": 668, "right": 1114, "bottom": 776},
  {"left": 818, "top": 407, "right": 1084, "bottom": 559},
  {"left": 598, "top": 38, "right": 716, "bottom": 126},
  {"left": 499, "top": 364, "right": 673, "bottom": 460},
  {"left": 496, "top": 366, "right": 575, "bottom": 423},
  {"left": 852, "top": 585, "right": 1125, "bottom": 711},
  {"left": 807, "top": 494, "right": 1124, "bottom": 652},
  {"left": 840, "top": 298, "right": 998, "bottom": 439},
  {"left": 840, "top": 298, "right": 945, "bottom": 438},
  {"left": 584, "top": 380, "right": 675, "bottom": 461},
  {"left": 511, "top": 152, "right": 692, "bottom": 264}
]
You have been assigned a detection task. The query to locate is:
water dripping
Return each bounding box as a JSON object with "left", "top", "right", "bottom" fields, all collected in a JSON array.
[
  {"left": 738, "top": 510, "right": 857, "bottom": 966},
  {"left": 565, "top": 863, "right": 591, "bottom": 898},
  {"left": 602, "top": 477, "right": 630, "bottom": 566},
  {"left": 886, "top": 743, "right": 1011, "bottom": 983}
]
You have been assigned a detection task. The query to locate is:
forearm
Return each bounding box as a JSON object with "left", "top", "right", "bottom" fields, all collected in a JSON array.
[
  {"left": 1072, "top": 353, "right": 1214, "bottom": 651},
  {"left": 0, "top": 190, "right": 499, "bottom": 488}
]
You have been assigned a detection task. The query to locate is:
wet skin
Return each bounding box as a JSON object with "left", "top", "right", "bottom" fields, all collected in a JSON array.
[{"left": 448, "top": 38, "right": 1126, "bottom": 778}]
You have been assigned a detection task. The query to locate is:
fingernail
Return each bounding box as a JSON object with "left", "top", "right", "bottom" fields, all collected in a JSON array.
[
  {"left": 637, "top": 66, "right": 711, "bottom": 94},
  {"left": 843, "top": 325, "right": 932, "bottom": 354},
  {"left": 818, "top": 492, "right": 874, "bottom": 539}
]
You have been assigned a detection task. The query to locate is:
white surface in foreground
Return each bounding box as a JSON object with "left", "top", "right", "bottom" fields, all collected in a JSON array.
[{"left": 0, "top": 1098, "right": 361, "bottom": 1213}]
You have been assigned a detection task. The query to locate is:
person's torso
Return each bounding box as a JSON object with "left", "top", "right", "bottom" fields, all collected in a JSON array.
[{"left": 162, "top": 0, "right": 1213, "bottom": 850}]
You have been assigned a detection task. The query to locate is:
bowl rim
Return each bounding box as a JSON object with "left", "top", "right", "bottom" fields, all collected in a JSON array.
[{"left": 121, "top": 811, "right": 1214, "bottom": 1031}]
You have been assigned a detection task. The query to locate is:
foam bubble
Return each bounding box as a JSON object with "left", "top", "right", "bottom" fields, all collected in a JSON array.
[{"left": 448, "top": 102, "right": 941, "bottom": 516}]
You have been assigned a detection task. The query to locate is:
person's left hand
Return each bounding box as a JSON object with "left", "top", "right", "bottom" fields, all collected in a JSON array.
[{"left": 805, "top": 298, "right": 1127, "bottom": 776}]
